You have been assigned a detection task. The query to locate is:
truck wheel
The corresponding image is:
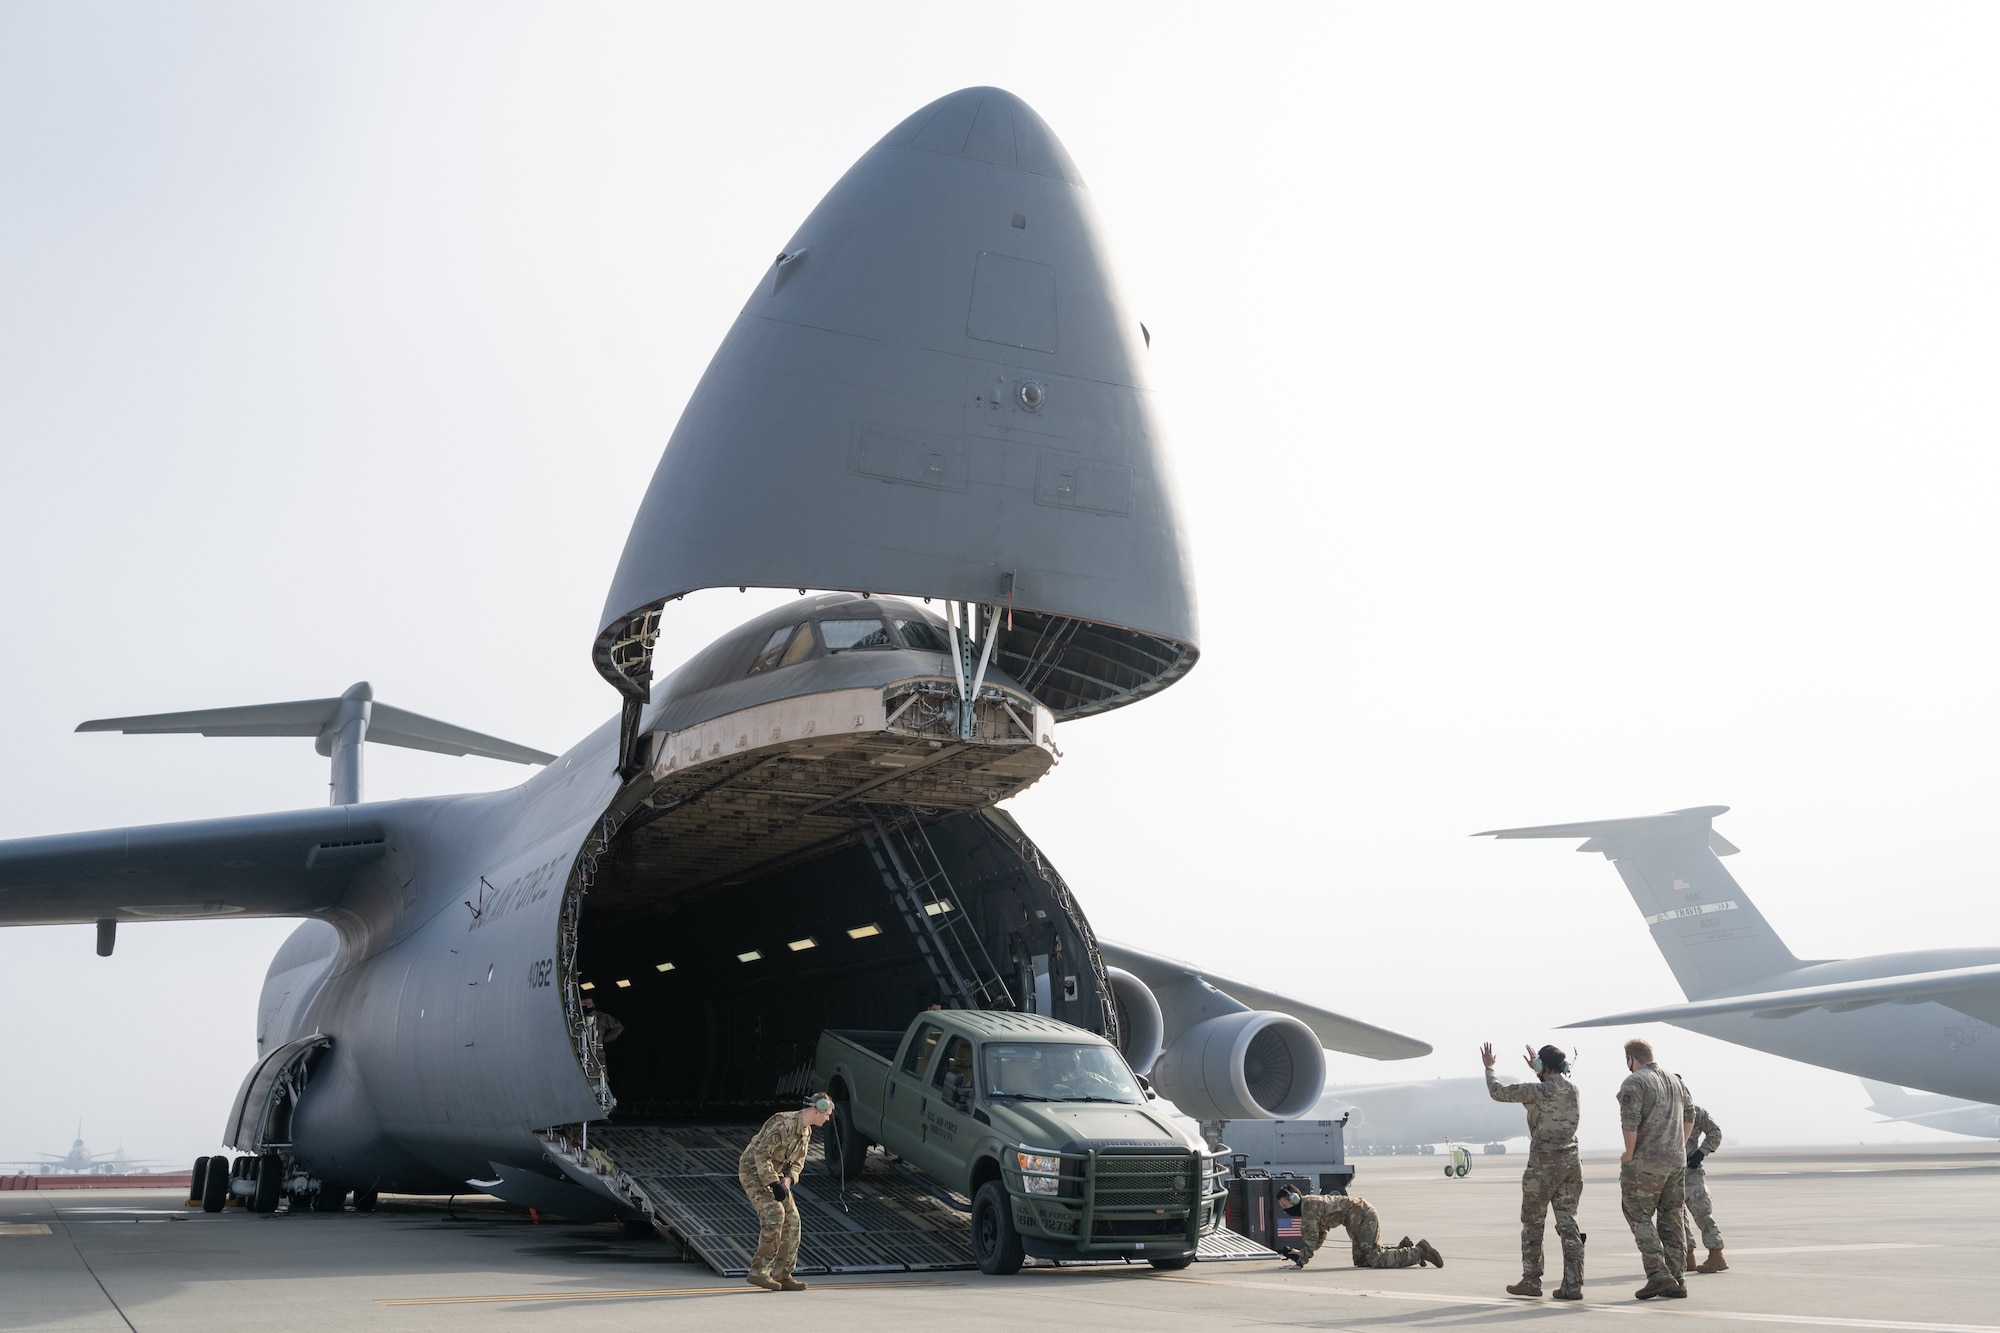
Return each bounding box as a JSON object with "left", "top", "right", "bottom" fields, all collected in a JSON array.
[
  {"left": 825, "top": 1097, "right": 869, "bottom": 1179},
  {"left": 971, "top": 1182, "right": 1025, "bottom": 1276},
  {"left": 201, "top": 1155, "right": 230, "bottom": 1213},
  {"left": 1148, "top": 1255, "right": 1195, "bottom": 1271}
]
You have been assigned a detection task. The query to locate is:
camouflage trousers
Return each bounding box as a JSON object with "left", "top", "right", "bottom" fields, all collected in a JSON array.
[
  {"left": 737, "top": 1163, "right": 801, "bottom": 1278},
  {"left": 1520, "top": 1148, "right": 1584, "bottom": 1282},
  {"left": 1348, "top": 1209, "right": 1422, "bottom": 1268},
  {"left": 1684, "top": 1166, "right": 1723, "bottom": 1251},
  {"left": 1352, "top": 1240, "right": 1424, "bottom": 1269},
  {"left": 1619, "top": 1160, "right": 1686, "bottom": 1282}
]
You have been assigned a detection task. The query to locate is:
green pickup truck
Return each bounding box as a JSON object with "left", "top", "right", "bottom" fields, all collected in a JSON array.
[{"left": 814, "top": 1010, "right": 1228, "bottom": 1274}]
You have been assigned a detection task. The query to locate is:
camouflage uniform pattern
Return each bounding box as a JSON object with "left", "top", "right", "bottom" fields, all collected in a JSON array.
[
  {"left": 1618, "top": 1063, "right": 1688, "bottom": 1283},
  {"left": 737, "top": 1109, "right": 814, "bottom": 1279},
  {"left": 1297, "top": 1194, "right": 1424, "bottom": 1269},
  {"left": 1684, "top": 1103, "right": 1724, "bottom": 1251},
  {"left": 1487, "top": 1066, "right": 1583, "bottom": 1285}
]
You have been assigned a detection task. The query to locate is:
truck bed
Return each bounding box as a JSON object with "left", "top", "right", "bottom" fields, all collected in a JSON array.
[{"left": 823, "top": 1029, "right": 903, "bottom": 1064}]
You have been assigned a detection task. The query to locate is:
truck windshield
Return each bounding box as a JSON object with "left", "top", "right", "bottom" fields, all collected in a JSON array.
[{"left": 983, "top": 1043, "right": 1143, "bottom": 1104}]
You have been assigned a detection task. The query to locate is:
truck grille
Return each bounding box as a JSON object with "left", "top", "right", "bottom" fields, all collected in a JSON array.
[{"left": 1092, "top": 1151, "right": 1195, "bottom": 1212}]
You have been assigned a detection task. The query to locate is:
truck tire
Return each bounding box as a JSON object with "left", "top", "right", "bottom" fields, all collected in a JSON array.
[
  {"left": 201, "top": 1154, "right": 230, "bottom": 1213},
  {"left": 1148, "top": 1255, "right": 1194, "bottom": 1271},
  {"left": 825, "top": 1097, "right": 869, "bottom": 1179},
  {"left": 971, "top": 1181, "right": 1025, "bottom": 1276}
]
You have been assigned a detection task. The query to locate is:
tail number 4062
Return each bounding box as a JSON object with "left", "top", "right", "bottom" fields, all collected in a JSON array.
[{"left": 528, "top": 958, "right": 554, "bottom": 988}]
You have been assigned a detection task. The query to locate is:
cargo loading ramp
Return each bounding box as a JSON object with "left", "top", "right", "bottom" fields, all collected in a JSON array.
[{"left": 572, "top": 1124, "right": 1276, "bottom": 1276}]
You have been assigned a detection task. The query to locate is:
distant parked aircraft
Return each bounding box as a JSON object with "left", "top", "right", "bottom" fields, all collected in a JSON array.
[{"left": 1861, "top": 1080, "right": 2000, "bottom": 1140}]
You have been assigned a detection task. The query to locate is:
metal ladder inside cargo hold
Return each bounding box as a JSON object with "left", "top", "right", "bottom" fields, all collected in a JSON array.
[{"left": 859, "top": 805, "right": 1014, "bottom": 1011}]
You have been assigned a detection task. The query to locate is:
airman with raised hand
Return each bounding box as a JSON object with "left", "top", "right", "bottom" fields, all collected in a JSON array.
[{"left": 1483, "top": 1041, "right": 1585, "bottom": 1300}]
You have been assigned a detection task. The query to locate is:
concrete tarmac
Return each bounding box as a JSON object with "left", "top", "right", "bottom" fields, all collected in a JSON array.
[{"left": 4, "top": 1143, "right": 1996, "bottom": 1331}]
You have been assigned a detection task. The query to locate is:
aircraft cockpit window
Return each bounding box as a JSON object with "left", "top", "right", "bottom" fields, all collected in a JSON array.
[
  {"left": 902, "top": 1023, "right": 944, "bottom": 1078},
  {"left": 747, "top": 625, "right": 795, "bottom": 675},
  {"left": 892, "top": 619, "right": 946, "bottom": 652},
  {"left": 820, "top": 618, "right": 893, "bottom": 652}
]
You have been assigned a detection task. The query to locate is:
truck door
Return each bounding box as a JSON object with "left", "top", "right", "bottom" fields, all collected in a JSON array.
[
  {"left": 916, "top": 1035, "right": 977, "bottom": 1182},
  {"left": 886, "top": 1022, "right": 944, "bottom": 1158}
]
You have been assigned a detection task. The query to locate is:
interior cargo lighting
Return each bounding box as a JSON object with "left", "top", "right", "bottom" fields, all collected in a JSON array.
[
  {"left": 846, "top": 924, "right": 882, "bottom": 940},
  {"left": 580, "top": 981, "right": 596, "bottom": 991},
  {"left": 655, "top": 961, "right": 675, "bottom": 972},
  {"left": 615, "top": 979, "right": 632, "bottom": 988},
  {"left": 738, "top": 950, "right": 763, "bottom": 963},
  {"left": 787, "top": 938, "right": 817, "bottom": 952},
  {"left": 924, "top": 900, "right": 954, "bottom": 916}
]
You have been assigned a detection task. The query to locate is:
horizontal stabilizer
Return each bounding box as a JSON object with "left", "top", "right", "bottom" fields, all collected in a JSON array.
[
  {"left": 79, "top": 690, "right": 553, "bottom": 765},
  {"left": 1097, "top": 939, "right": 1431, "bottom": 1060},
  {"left": 1562, "top": 961, "right": 2000, "bottom": 1028},
  {"left": 1474, "top": 806, "right": 1736, "bottom": 856}
]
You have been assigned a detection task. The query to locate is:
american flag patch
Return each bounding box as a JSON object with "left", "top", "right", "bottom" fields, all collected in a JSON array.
[{"left": 1277, "top": 1215, "right": 1302, "bottom": 1240}]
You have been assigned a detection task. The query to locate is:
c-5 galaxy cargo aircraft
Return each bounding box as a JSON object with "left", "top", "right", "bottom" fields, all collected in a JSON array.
[
  {"left": 0, "top": 89, "right": 1426, "bottom": 1245},
  {"left": 1860, "top": 1080, "right": 2000, "bottom": 1140},
  {"left": 1480, "top": 806, "right": 2000, "bottom": 1105}
]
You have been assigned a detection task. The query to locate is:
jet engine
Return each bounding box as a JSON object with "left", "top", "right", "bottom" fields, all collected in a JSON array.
[
  {"left": 1147, "top": 1010, "right": 1325, "bottom": 1121},
  {"left": 1105, "top": 967, "right": 1165, "bottom": 1076}
]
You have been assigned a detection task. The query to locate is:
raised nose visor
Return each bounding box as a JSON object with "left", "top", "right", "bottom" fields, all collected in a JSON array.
[
  {"left": 637, "top": 675, "right": 1056, "bottom": 893},
  {"left": 595, "top": 86, "right": 1198, "bottom": 723}
]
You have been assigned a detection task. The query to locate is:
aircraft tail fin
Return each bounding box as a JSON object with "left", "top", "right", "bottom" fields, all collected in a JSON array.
[{"left": 1476, "top": 805, "right": 1803, "bottom": 1001}]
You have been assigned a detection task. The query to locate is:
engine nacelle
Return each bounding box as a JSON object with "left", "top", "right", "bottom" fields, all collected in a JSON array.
[
  {"left": 1104, "top": 967, "right": 1164, "bottom": 1076},
  {"left": 1148, "top": 1010, "right": 1325, "bottom": 1121}
]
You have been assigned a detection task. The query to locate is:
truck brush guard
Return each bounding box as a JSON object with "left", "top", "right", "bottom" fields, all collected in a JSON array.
[{"left": 1001, "top": 1144, "right": 1229, "bottom": 1253}]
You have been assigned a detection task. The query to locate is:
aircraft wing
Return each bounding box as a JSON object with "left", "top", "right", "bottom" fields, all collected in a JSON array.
[
  {"left": 1097, "top": 939, "right": 1432, "bottom": 1060},
  {"left": 1563, "top": 962, "right": 2000, "bottom": 1028},
  {"left": 0, "top": 805, "right": 390, "bottom": 926}
]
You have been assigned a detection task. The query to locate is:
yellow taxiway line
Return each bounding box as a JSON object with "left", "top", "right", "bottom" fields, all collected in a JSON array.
[{"left": 378, "top": 1279, "right": 961, "bottom": 1306}]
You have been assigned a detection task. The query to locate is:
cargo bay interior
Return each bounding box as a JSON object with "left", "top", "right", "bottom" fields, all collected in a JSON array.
[{"left": 572, "top": 808, "right": 1114, "bottom": 1120}]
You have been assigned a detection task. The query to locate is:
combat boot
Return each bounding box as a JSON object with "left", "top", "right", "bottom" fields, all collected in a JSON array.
[
  {"left": 1697, "top": 1248, "right": 1728, "bottom": 1273},
  {"left": 1505, "top": 1279, "right": 1542, "bottom": 1297},
  {"left": 1685, "top": 1246, "right": 1699, "bottom": 1271},
  {"left": 1634, "top": 1273, "right": 1679, "bottom": 1300},
  {"left": 746, "top": 1273, "right": 782, "bottom": 1291},
  {"left": 778, "top": 1277, "right": 809, "bottom": 1291},
  {"left": 1416, "top": 1240, "right": 1444, "bottom": 1268}
]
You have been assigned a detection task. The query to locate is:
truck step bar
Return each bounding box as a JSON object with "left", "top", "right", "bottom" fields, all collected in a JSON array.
[{"left": 568, "top": 1123, "right": 1279, "bottom": 1275}]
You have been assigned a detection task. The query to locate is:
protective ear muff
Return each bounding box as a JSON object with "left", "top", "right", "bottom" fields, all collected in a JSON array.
[
  {"left": 1278, "top": 1187, "right": 1301, "bottom": 1210},
  {"left": 806, "top": 1093, "right": 833, "bottom": 1113}
]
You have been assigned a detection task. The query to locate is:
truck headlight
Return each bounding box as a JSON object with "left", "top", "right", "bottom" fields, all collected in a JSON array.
[
  {"left": 1016, "top": 1150, "right": 1061, "bottom": 1176},
  {"left": 1022, "top": 1175, "right": 1061, "bottom": 1195}
]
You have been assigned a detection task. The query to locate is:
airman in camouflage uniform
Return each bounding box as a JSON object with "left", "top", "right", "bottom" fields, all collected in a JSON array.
[
  {"left": 1682, "top": 1100, "right": 1727, "bottom": 1273},
  {"left": 737, "top": 1095, "right": 833, "bottom": 1291},
  {"left": 1484, "top": 1042, "right": 1584, "bottom": 1300},
  {"left": 1617, "top": 1039, "right": 1688, "bottom": 1300},
  {"left": 1280, "top": 1191, "right": 1441, "bottom": 1269}
]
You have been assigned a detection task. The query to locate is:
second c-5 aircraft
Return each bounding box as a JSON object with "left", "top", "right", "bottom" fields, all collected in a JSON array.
[
  {"left": 0, "top": 88, "right": 1428, "bottom": 1248},
  {"left": 1481, "top": 806, "right": 2000, "bottom": 1105}
]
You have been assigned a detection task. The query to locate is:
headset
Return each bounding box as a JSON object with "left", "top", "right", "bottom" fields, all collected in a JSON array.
[
  {"left": 1531, "top": 1046, "right": 1576, "bottom": 1076},
  {"left": 805, "top": 1093, "right": 833, "bottom": 1114},
  {"left": 1278, "top": 1186, "right": 1302, "bottom": 1211}
]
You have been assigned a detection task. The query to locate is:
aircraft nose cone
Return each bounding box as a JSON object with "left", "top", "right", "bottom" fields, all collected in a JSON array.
[
  {"left": 876, "top": 86, "right": 1084, "bottom": 184},
  {"left": 597, "top": 87, "right": 1199, "bottom": 718}
]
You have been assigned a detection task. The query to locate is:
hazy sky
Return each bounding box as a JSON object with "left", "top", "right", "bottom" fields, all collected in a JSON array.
[{"left": 5, "top": 3, "right": 1999, "bottom": 1167}]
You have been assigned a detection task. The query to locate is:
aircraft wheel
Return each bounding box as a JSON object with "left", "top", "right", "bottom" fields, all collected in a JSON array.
[
  {"left": 313, "top": 1183, "right": 349, "bottom": 1212},
  {"left": 1148, "top": 1255, "right": 1194, "bottom": 1271},
  {"left": 251, "top": 1154, "right": 283, "bottom": 1213},
  {"left": 189, "top": 1156, "right": 211, "bottom": 1206},
  {"left": 352, "top": 1189, "right": 379, "bottom": 1213},
  {"left": 971, "top": 1181, "right": 1024, "bottom": 1276},
  {"left": 201, "top": 1155, "right": 230, "bottom": 1213}
]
